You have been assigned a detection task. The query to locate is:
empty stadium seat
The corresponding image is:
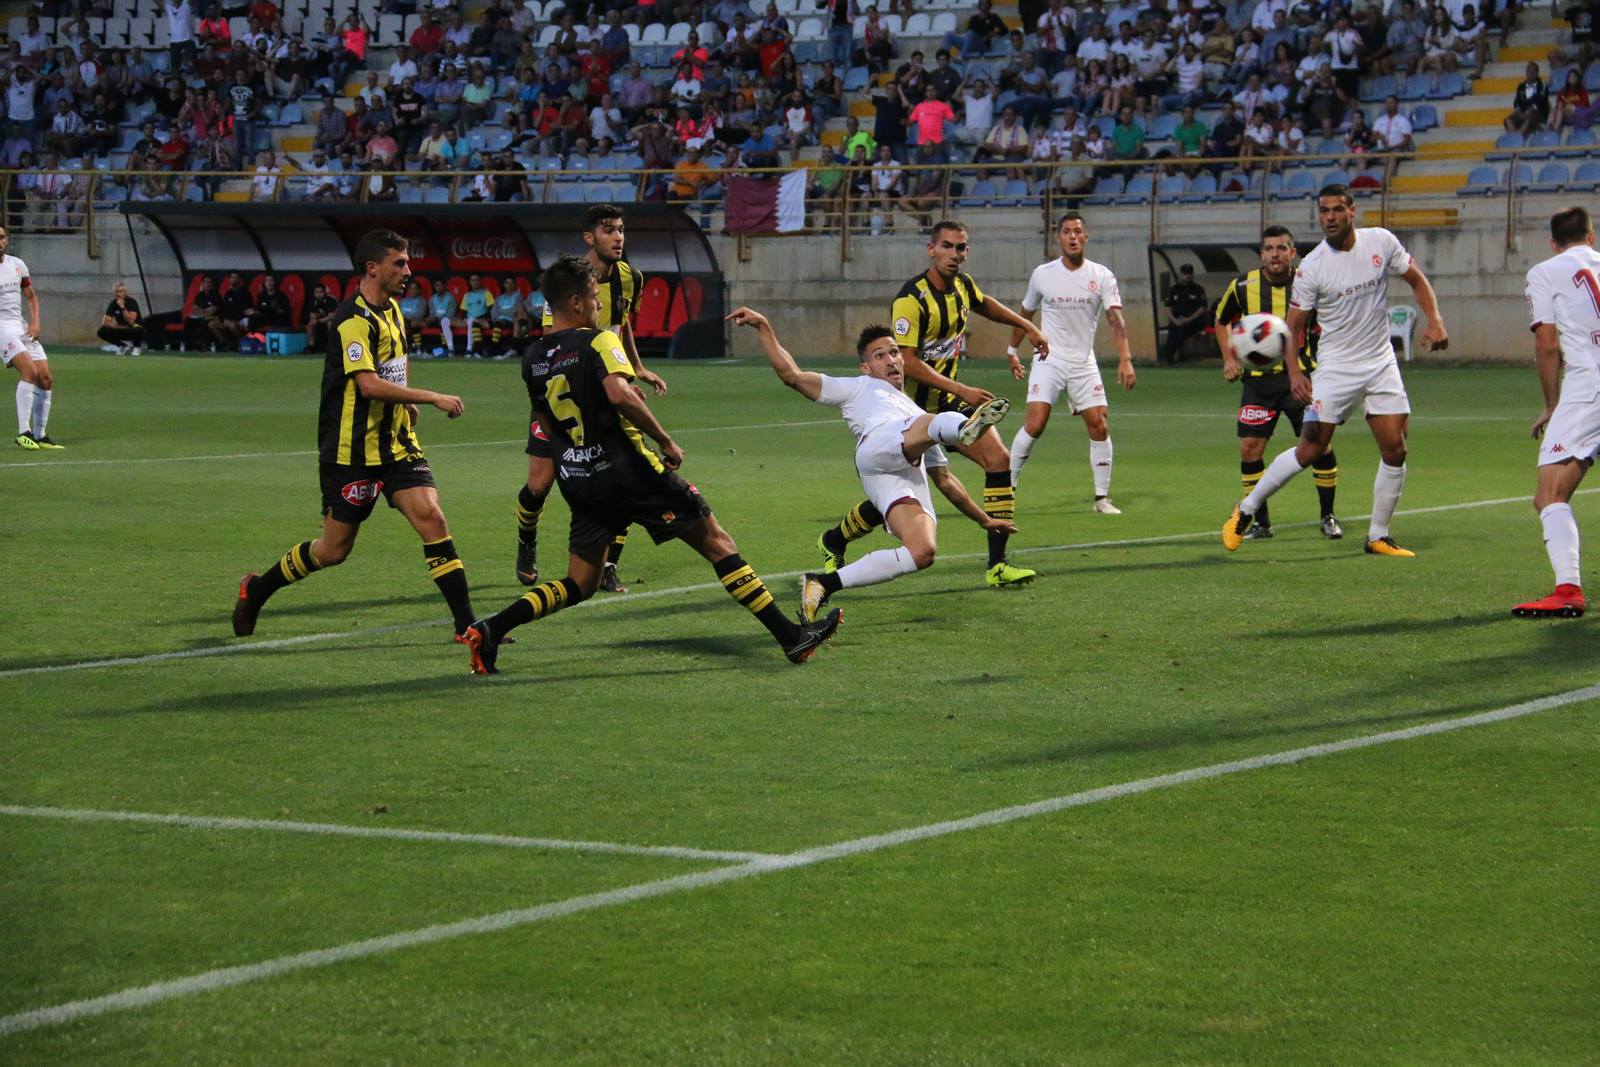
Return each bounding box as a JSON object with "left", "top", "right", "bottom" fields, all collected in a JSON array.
[
  {"left": 1082, "top": 175, "right": 1124, "bottom": 205},
  {"left": 1458, "top": 164, "right": 1500, "bottom": 195},
  {"left": 1529, "top": 161, "right": 1569, "bottom": 191},
  {"left": 1427, "top": 71, "right": 1466, "bottom": 99},
  {"left": 1568, "top": 160, "right": 1600, "bottom": 190},
  {"left": 1116, "top": 173, "right": 1155, "bottom": 204},
  {"left": 1488, "top": 130, "right": 1524, "bottom": 160},
  {"left": 1559, "top": 127, "right": 1598, "bottom": 155},
  {"left": 1525, "top": 130, "right": 1562, "bottom": 157},
  {"left": 1178, "top": 172, "right": 1217, "bottom": 202},
  {"left": 1410, "top": 104, "right": 1438, "bottom": 131},
  {"left": 904, "top": 12, "right": 931, "bottom": 34}
]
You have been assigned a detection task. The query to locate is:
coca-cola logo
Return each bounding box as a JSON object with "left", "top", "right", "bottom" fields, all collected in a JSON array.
[{"left": 451, "top": 236, "right": 519, "bottom": 260}]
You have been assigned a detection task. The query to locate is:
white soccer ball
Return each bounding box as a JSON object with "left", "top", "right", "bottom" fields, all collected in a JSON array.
[{"left": 1231, "top": 313, "right": 1291, "bottom": 369}]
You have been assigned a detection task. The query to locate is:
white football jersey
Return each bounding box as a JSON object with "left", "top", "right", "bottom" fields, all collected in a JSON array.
[
  {"left": 1526, "top": 243, "right": 1600, "bottom": 403},
  {"left": 1022, "top": 256, "right": 1121, "bottom": 365},
  {"left": 1290, "top": 227, "right": 1412, "bottom": 368},
  {"left": 0, "top": 255, "right": 31, "bottom": 328},
  {"left": 816, "top": 373, "right": 927, "bottom": 439}
]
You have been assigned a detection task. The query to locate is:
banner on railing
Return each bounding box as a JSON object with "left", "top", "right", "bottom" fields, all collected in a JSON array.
[{"left": 723, "top": 171, "right": 808, "bottom": 235}]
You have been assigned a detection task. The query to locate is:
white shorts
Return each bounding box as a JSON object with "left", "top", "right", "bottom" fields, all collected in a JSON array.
[
  {"left": 0, "top": 329, "right": 45, "bottom": 367},
  {"left": 1305, "top": 358, "right": 1409, "bottom": 425},
  {"left": 1027, "top": 356, "right": 1106, "bottom": 414},
  {"left": 855, "top": 421, "right": 937, "bottom": 524},
  {"left": 1539, "top": 396, "right": 1600, "bottom": 467}
]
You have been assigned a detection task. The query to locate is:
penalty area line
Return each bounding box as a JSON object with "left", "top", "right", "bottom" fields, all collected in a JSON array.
[
  {"left": 2, "top": 486, "right": 1589, "bottom": 680},
  {"left": 3, "top": 681, "right": 1595, "bottom": 1038},
  {"left": 0, "top": 805, "right": 780, "bottom": 865}
]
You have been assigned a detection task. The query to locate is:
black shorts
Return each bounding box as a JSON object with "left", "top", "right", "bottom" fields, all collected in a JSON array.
[
  {"left": 525, "top": 417, "right": 555, "bottom": 459},
  {"left": 319, "top": 456, "right": 435, "bottom": 524},
  {"left": 1236, "top": 373, "right": 1306, "bottom": 439},
  {"left": 557, "top": 451, "right": 711, "bottom": 554}
]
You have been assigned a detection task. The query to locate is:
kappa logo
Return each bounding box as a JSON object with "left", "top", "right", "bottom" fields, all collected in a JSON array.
[
  {"left": 340, "top": 479, "right": 383, "bottom": 505},
  {"left": 1238, "top": 404, "right": 1274, "bottom": 425},
  {"left": 1552, "top": 443, "right": 1566, "bottom": 454}
]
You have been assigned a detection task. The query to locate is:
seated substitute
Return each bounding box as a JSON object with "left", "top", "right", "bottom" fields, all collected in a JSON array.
[{"left": 99, "top": 281, "right": 144, "bottom": 356}]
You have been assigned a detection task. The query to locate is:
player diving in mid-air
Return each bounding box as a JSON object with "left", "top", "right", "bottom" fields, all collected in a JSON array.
[{"left": 726, "top": 305, "right": 1014, "bottom": 621}]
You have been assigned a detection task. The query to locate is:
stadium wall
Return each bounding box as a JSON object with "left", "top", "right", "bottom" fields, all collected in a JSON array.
[{"left": 27, "top": 210, "right": 1553, "bottom": 363}]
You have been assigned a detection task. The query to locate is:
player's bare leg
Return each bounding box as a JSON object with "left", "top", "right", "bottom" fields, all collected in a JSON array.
[
  {"left": 954, "top": 425, "right": 1034, "bottom": 586},
  {"left": 1514, "top": 457, "right": 1589, "bottom": 617},
  {"left": 232, "top": 513, "right": 359, "bottom": 637},
  {"left": 515, "top": 454, "right": 555, "bottom": 585},
  {"left": 1363, "top": 412, "right": 1413, "bottom": 556},
  {"left": 803, "top": 500, "right": 937, "bottom": 622},
  {"left": 1226, "top": 420, "right": 1338, "bottom": 550}
]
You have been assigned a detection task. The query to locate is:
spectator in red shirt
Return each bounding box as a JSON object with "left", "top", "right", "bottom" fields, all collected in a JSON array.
[
  {"left": 249, "top": 0, "right": 279, "bottom": 25},
  {"left": 155, "top": 126, "right": 189, "bottom": 169},
  {"left": 672, "top": 32, "right": 708, "bottom": 78},
  {"left": 410, "top": 11, "right": 443, "bottom": 56},
  {"left": 195, "top": 3, "right": 230, "bottom": 48}
]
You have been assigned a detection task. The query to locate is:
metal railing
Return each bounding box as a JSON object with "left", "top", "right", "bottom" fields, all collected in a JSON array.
[{"left": 0, "top": 145, "right": 1566, "bottom": 261}]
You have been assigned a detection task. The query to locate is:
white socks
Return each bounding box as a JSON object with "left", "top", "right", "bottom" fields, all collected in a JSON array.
[
  {"left": 1009, "top": 427, "right": 1036, "bottom": 479},
  {"left": 1242, "top": 449, "right": 1305, "bottom": 514},
  {"left": 30, "top": 385, "right": 50, "bottom": 438},
  {"left": 16, "top": 380, "right": 32, "bottom": 435},
  {"left": 1090, "top": 437, "right": 1113, "bottom": 497},
  {"left": 929, "top": 410, "right": 967, "bottom": 446},
  {"left": 1368, "top": 462, "right": 1407, "bottom": 541},
  {"left": 439, "top": 318, "right": 454, "bottom": 352},
  {"left": 836, "top": 547, "right": 920, "bottom": 588},
  {"left": 1540, "top": 502, "right": 1582, "bottom": 587}
]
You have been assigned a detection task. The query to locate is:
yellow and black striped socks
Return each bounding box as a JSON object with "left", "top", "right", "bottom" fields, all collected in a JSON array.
[
  {"left": 515, "top": 486, "right": 545, "bottom": 545},
  {"left": 1312, "top": 451, "right": 1338, "bottom": 517},
  {"left": 608, "top": 531, "right": 628, "bottom": 566},
  {"left": 1241, "top": 458, "right": 1269, "bottom": 528},
  {"left": 821, "top": 500, "right": 884, "bottom": 556},
  {"left": 715, "top": 553, "right": 800, "bottom": 645},
  {"left": 485, "top": 576, "right": 585, "bottom": 637},
  {"left": 423, "top": 536, "right": 475, "bottom": 634},
  {"left": 247, "top": 540, "right": 324, "bottom": 605},
  {"left": 984, "top": 471, "right": 1015, "bottom": 566}
]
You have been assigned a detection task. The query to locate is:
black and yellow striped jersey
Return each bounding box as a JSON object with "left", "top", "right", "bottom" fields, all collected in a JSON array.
[
  {"left": 541, "top": 259, "right": 642, "bottom": 332},
  {"left": 1214, "top": 268, "right": 1318, "bottom": 376},
  {"left": 522, "top": 325, "right": 663, "bottom": 474},
  {"left": 890, "top": 271, "right": 987, "bottom": 412},
  {"left": 318, "top": 292, "right": 421, "bottom": 466}
]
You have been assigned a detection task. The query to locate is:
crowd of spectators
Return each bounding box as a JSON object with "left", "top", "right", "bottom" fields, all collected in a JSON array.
[{"left": 0, "top": 0, "right": 1536, "bottom": 224}]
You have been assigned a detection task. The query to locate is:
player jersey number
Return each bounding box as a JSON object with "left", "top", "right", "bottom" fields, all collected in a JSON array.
[
  {"left": 544, "top": 374, "right": 584, "bottom": 445},
  {"left": 1574, "top": 269, "right": 1600, "bottom": 318}
]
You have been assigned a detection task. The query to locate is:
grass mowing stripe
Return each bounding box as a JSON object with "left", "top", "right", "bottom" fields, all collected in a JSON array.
[
  {"left": 4, "top": 680, "right": 1594, "bottom": 1039},
  {"left": 4, "top": 485, "right": 1591, "bottom": 681},
  {"left": 0, "top": 806, "right": 779, "bottom": 864},
  {"left": 0, "top": 419, "right": 841, "bottom": 470}
]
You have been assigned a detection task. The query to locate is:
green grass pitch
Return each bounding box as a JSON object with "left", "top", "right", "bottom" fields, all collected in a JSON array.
[{"left": 2, "top": 350, "right": 1596, "bottom": 1065}]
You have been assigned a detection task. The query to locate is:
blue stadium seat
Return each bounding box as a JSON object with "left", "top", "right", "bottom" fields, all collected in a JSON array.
[
  {"left": 844, "top": 66, "right": 870, "bottom": 91},
  {"left": 1146, "top": 112, "right": 1180, "bottom": 139},
  {"left": 1458, "top": 163, "right": 1500, "bottom": 195},
  {"left": 1509, "top": 161, "right": 1535, "bottom": 187},
  {"left": 1525, "top": 130, "right": 1562, "bottom": 157},
  {"left": 1569, "top": 160, "right": 1600, "bottom": 190},
  {"left": 424, "top": 186, "right": 452, "bottom": 203},
  {"left": 959, "top": 179, "right": 999, "bottom": 206},
  {"left": 1586, "top": 62, "right": 1600, "bottom": 92},
  {"left": 1427, "top": 71, "right": 1466, "bottom": 99},
  {"left": 397, "top": 184, "right": 423, "bottom": 203},
  {"left": 1361, "top": 74, "right": 1397, "bottom": 102},
  {"left": 1487, "top": 130, "right": 1525, "bottom": 160},
  {"left": 1115, "top": 172, "right": 1155, "bottom": 204},
  {"left": 557, "top": 183, "right": 588, "bottom": 202},
  {"left": 1317, "top": 168, "right": 1352, "bottom": 187},
  {"left": 1092, "top": 115, "right": 1116, "bottom": 137},
  {"left": 1559, "top": 127, "right": 1598, "bottom": 155},
  {"left": 1273, "top": 169, "right": 1318, "bottom": 199},
  {"left": 1529, "top": 161, "right": 1569, "bottom": 191},
  {"left": 1178, "top": 171, "right": 1216, "bottom": 202},
  {"left": 1394, "top": 74, "right": 1427, "bottom": 101},
  {"left": 1082, "top": 174, "right": 1124, "bottom": 205},
  {"left": 1410, "top": 104, "right": 1438, "bottom": 131},
  {"left": 998, "top": 178, "right": 1030, "bottom": 205},
  {"left": 1259, "top": 172, "right": 1284, "bottom": 200}
]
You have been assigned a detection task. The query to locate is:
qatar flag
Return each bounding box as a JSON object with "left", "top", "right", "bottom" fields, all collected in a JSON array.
[{"left": 722, "top": 170, "right": 809, "bottom": 234}]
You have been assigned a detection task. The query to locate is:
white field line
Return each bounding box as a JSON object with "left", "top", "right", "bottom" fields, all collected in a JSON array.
[
  {"left": 3, "top": 681, "right": 1594, "bottom": 1038},
  {"left": 0, "top": 806, "right": 779, "bottom": 865},
  {"left": 0, "top": 419, "right": 841, "bottom": 470},
  {"left": 3, "top": 486, "right": 1590, "bottom": 682},
  {"left": 0, "top": 410, "right": 1534, "bottom": 471}
]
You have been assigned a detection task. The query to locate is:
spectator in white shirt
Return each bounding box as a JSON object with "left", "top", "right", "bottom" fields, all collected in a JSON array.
[
  {"left": 1076, "top": 24, "right": 1111, "bottom": 64},
  {"left": 250, "top": 150, "right": 282, "bottom": 201},
  {"left": 18, "top": 16, "right": 48, "bottom": 57},
  {"left": 1373, "top": 94, "right": 1415, "bottom": 152},
  {"left": 1163, "top": 42, "right": 1206, "bottom": 109},
  {"left": 1328, "top": 13, "right": 1363, "bottom": 97},
  {"left": 1251, "top": 0, "right": 1287, "bottom": 32},
  {"left": 956, "top": 77, "right": 994, "bottom": 143},
  {"left": 388, "top": 46, "right": 419, "bottom": 87},
  {"left": 1296, "top": 35, "right": 1330, "bottom": 82},
  {"left": 7, "top": 67, "right": 37, "bottom": 140},
  {"left": 1233, "top": 73, "right": 1267, "bottom": 123},
  {"left": 1241, "top": 107, "right": 1276, "bottom": 164},
  {"left": 868, "top": 144, "right": 903, "bottom": 231},
  {"left": 167, "top": 0, "right": 196, "bottom": 70},
  {"left": 45, "top": 99, "right": 84, "bottom": 158},
  {"left": 1035, "top": 0, "right": 1074, "bottom": 74},
  {"left": 589, "top": 93, "right": 623, "bottom": 150}
]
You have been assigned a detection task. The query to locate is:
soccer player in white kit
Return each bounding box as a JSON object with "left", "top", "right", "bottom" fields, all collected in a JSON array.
[
  {"left": 1512, "top": 205, "right": 1600, "bottom": 617},
  {"left": 1005, "top": 212, "right": 1136, "bottom": 512},
  {"left": 0, "top": 225, "right": 60, "bottom": 450},
  {"left": 725, "top": 306, "right": 1015, "bottom": 622},
  {"left": 1223, "top": 185, "right": 1448, "bottom": 555}
]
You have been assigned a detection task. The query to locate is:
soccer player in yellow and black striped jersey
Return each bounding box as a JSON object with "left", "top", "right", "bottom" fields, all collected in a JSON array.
[
  {"left": 457, "top": 255, "right": 840, "bottom": 675},
  {"left": 817, "top": 220, "right": 1049, "bottom": 588},
  {"left": 516, "top": 203, "right": 665, "bottom": 594},
  {"left": 1214, "top": 225, "right": 1342, "bottom": 541},
  {"left": 232, "top": 229, "right": 479, "bottom": 639}
]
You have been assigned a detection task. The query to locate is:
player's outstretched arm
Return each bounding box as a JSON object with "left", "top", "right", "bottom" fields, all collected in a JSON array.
[
  {"left": 353, "top": 371, "right": 464, "bottom": 417},
  {"left": 1284, "top": 306, "right": 1313, "bottom": 405},
  {"left": 602, "top": 373, "right": 684, "bottom": 468},
  {"left": 1005, "top": 308, "right": 1037, "bottom": 380},
  {"left": 1531, "top": 322, "right": 1562, "bottom": 439},
  {"left": 1107, "top": 306, "right": 1136, "bottom": 389},
  {"left": 929, "top": 466, "right": 1017, "bottom": 533},
  {"left": 1400, "top": 263, "right": 1448, "bottom": 350},
  {"left": 726, "top": 306, "right": 824, "bottom": 400},
  {"left": 977, "top": 294, "right": 1048, "bottom": 356}
]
